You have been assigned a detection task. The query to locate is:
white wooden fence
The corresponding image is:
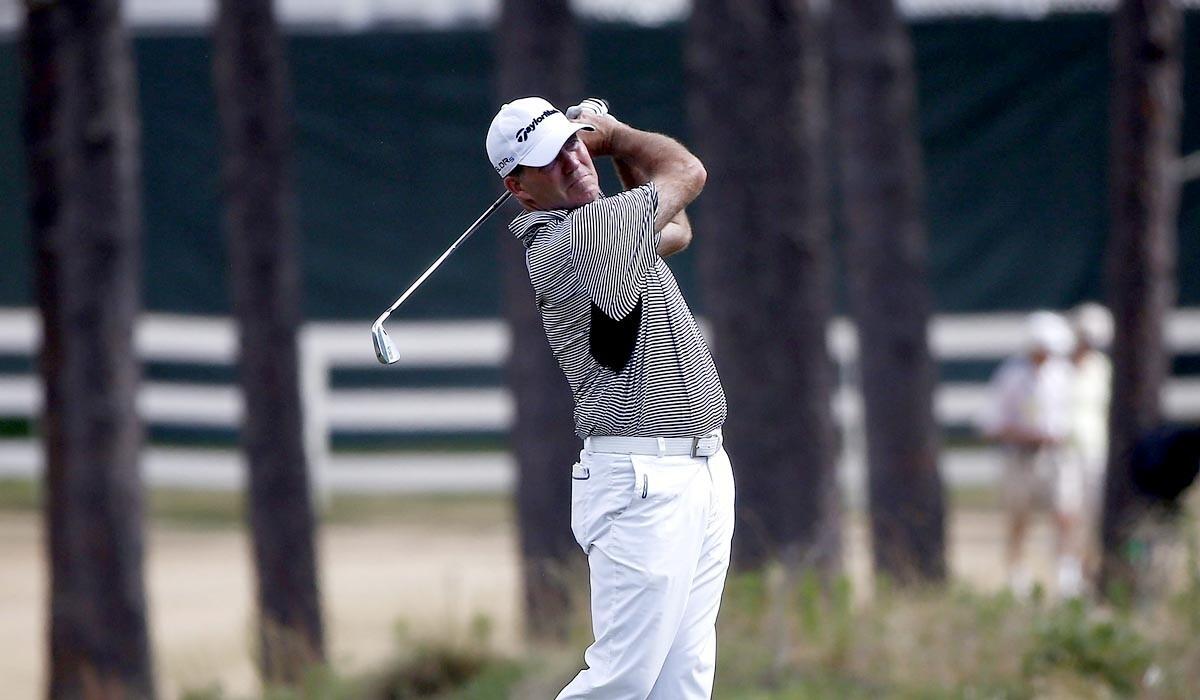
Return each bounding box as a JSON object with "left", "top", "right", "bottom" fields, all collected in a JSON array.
[{"left": 1, "top": 306, "right": 1199, "bottom": 496}]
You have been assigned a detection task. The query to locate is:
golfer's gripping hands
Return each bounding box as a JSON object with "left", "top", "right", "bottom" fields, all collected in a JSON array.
[
  {"left": 566, "top": 107, "right": 706, "bottom": 261},
  {"left": 565, "top": 97, "right": 610, "bottom": 119}
]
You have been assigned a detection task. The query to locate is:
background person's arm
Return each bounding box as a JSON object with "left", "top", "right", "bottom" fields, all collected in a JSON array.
[{"left": 612, "top": 156, "right": 692, "bottom": 257}]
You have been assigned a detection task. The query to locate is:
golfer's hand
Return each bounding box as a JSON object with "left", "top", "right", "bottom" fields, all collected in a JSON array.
[
  {"left": 565, "top": 97, "right": 609, "bottom": 120},
  {"left": 573, "top": 111, "right": 622, "bottom": 158}
]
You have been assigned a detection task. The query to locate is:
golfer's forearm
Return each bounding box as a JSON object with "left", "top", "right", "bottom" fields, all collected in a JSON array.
[
  {"left": 614, "top": 157, "right": 692, "bottom": 256},
  {"left": 613, "top": 156, "right": 645, "bottom": 191},
  {"left": 609, "top": 125, "right": 706, "bottom": 230},
  {"left": 609, "top": 126, "right": 705, "bottom": 191}
]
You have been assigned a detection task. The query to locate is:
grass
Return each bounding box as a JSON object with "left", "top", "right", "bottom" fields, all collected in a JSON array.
[
  {"left": 0, "top": 472, "right": 997, "bottom": 530},
  {"left": 177, "top": 538, "right": 1200, "bottom": 700},
  {"left": 948, "top": 483, "right": 1005, "bottom": 511},
  {"left": 696, "top": 512, "right": 1200, "bottom": 700},
  {"left": 180, "top": 573, "right": 1200, "bottom": 700},
  {"left": 676, "top": 571, "right": 1195, "bottom": 698},
  {"left": 8, "top": 477, "right": 1197, "bottom": 698},
  {"left": 0, "top": 477, "right": 512, "bottom": 531},
  {"left": 0, "top": 477, "right": 38, "bottom": 511}
]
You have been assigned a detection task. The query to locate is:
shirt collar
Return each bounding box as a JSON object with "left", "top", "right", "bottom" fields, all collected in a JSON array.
[{"left": 509, "top": 208, "right": 569, "bottom": 248}]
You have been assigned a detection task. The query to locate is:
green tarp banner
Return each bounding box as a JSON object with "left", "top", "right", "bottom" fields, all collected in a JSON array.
[{"left": 0, "top": 15, "right": 1197, "bottom": 319}]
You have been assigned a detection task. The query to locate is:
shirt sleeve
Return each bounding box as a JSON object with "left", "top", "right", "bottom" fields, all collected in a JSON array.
[
  {"left": 977, "top": 359, "right": 1022, "bottom": 435},
  {"left": 568, "top": 183, "right": 661, "bottom": 320}
]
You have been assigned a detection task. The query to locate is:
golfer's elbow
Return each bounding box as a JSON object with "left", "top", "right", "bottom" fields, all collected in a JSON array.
[
  {"left": 683, "top": 156, "right": 707, "bottom": 203},
  {"left": 658, "top": 220, "right": 692, "bottom": 257},
  {"left": 674, "top": 222, "right": 693, "bottom": 251}
]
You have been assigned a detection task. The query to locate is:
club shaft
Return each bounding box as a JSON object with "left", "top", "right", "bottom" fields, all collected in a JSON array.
[{"left": 375, "top": 191, "right": 512, "bottom": 324}]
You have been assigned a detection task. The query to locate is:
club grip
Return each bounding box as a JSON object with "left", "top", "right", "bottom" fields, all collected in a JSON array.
[{"left": 565, "top": 97, "right": 610, "bottom": 119}]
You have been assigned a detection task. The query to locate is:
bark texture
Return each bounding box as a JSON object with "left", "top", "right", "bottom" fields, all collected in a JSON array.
[
  {"left": 688, "top": 0, "right": 842, "bottom": 573},
  {"left": 831, "top": 0, "right": 947, "bottom": 583},
  {"left": 1100, "top": 0, "right": 1182, "bottom": 594},
  {"left": 214, "top": 0, "right": 325, "bottom": 682},
  {"left": 496, "top": 0, "right": 584, "bottom": 641},
  {"left": 22, "top": 0, "right": 156, "bottom": 696}
]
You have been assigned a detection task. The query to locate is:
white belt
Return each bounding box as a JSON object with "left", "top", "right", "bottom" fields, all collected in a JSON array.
[{"left": 584, "top": 431, "right": 722, "bottom": 458}]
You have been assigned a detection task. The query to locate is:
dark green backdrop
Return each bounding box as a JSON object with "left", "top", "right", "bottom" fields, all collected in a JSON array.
[{"left": 1, "top": 14, "right": 1198, "bottom": 320}]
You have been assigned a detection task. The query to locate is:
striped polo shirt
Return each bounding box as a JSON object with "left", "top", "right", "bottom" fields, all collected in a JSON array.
[{"left": 509, "top": 183, "right": 726, "bottom": 438}]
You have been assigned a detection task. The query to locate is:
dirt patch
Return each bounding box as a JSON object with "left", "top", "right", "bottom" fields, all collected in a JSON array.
[{"left": 1, "top": 512, "right": 520, "bottom": 699}]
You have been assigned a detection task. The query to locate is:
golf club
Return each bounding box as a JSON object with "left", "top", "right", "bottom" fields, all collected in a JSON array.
[
  {"left": 371, "top": 190, "right": 512, "bottom": 364},
  {"left": 565, "top": 97, "right": 609, "bottom": 120}
]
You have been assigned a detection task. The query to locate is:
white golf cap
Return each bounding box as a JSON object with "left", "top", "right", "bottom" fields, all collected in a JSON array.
[
  {"left": 1026, "top": 310, "right": 1074, "bottom": 355},
  {"left": 486, "top": 96, "right": 592, "bottom": 178}
]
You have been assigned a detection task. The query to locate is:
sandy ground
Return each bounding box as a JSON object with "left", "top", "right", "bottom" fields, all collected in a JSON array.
[{"left": 0, "top": 506, "right": 1060, "bottom": 700}]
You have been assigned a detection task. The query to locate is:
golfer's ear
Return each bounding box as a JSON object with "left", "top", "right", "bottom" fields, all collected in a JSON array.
[{"left": 504, "top": 174, "right": 535, "bottom": 207}]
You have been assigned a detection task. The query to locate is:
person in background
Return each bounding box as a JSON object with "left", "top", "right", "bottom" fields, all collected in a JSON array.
[
  {"left": 978, "top": 311, "right": 1075, "bottom": 596},
  {"left": 1065, "top": 303, "right": 1113, "bottom": 589}
]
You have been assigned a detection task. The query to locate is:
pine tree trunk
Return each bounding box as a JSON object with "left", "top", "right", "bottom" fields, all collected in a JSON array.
[
  {"left": 496, "top": 0, "right": 583, "bottom": 642},
  {"left": 831, "top": 0, "right": 946, "bottom": 584},
  {"left": 688, "top": 0, "right": 842, "bottom": 574},
  {"left": 22, "top": 0, "right": 156, "bottom": 696},
  {"left": 1099, "top": 0, "right": 1182, "bottom": 594},
  {"left": 213, "top": 0, "right": 325, "bottom": 682}
]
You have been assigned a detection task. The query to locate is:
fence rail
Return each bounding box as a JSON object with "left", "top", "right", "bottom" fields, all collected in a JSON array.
[{"left": 2, "top": 307, "right": 1199, "bottom": 495}]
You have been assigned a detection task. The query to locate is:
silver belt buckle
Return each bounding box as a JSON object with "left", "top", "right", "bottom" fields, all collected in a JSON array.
[{"left": 691, "top": 435, "right": 717, "bottom": 457}]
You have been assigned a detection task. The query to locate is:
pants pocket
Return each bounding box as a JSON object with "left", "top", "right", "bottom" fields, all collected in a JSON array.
[
  {"left": 569, "top": 462, "right": 588, "bottom": 548},
  {"left": 571, "top": 453, "right": 637, "bottom": 552},
  {"left": 626, "top": 453, "right": 700, "bottom": 506}
]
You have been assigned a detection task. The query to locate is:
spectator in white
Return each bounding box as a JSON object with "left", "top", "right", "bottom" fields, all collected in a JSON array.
[
  {"left": 1066, "top": 303, "right": 1113, "bottom": 585},
  {"left": 978, "top": 311, "right": 1074, "bottom": 596}
]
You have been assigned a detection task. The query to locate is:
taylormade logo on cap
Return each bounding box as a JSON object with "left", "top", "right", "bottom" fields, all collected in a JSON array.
[
  {"left": 516, "top": 109, "right": 558, "bottom": 142},
  {"left": 486, "top": 96, "right": 591, "bottom": 178}
]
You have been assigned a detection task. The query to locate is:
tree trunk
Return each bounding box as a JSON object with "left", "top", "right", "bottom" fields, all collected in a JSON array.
[
  {"left": 495, "top": 0, "right": 583, "bottom": 642},
  {"left": 213, "top": 0, "right": 325, "bottom": 682},
  {"left": 830, "top": 0, "right": 946, "bottom": 584},
  {"left": 688, "top": 0, "right": 842, "bottom": 574},
  {"left": 1099, "top": 0, "right": 1182, "bottom": 594},
  {"left": 21, "top": 1, "right": 156, "bottom": 697}
]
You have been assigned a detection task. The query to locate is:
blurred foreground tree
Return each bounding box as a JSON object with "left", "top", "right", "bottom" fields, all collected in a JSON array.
[
  {"left": 495, "top": 0, "right": 582, "bottom": 642},
  {"left": 213, "top": 0, "right": 325, "bottom": 682},
  {"left": 688, "top": 0, "right": 842, "bottom": 574},
  {"left": 21, "top": 0, "right": 156, "bottom": 697},
  {"left": 830, "top": 0, "right": 946, "bottom": 583},
  {"left": 1100, "top": 0, "right": 1183, "bottom": 594}
]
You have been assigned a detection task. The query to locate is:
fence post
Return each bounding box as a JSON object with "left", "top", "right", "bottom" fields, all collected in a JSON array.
[
  {"left": 830, "top": 319, "right": 866, "bottom": 507},
  {"left": 299, "top": 325, "right": 331, "bottom": 510}
]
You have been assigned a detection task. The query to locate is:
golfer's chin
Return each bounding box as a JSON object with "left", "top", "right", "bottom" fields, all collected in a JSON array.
[{"left": 567, "top": 182, "right": 602, "bottom": 207}]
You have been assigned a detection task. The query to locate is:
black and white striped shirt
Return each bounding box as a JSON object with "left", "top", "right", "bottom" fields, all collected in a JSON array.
[{"left": 510, "top": 183, "right": 726, "bottom": 438}]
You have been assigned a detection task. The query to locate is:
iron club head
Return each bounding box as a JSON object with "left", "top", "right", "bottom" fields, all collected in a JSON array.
[
  {"left": 369, "top": 191, "right": 513, "bottom": 366},
  {"left": 371, "top": 320, "right": 400, "bottom": 364}
]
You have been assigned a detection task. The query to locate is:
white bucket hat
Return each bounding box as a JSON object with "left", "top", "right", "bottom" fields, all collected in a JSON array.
[{"left": 486, "top": 97, "right": 593, "bottom": 178}]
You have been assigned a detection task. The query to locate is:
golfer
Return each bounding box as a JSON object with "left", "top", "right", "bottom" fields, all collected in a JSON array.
[{"left": 486, "top": 96, "right": 734, "bottom": 699}]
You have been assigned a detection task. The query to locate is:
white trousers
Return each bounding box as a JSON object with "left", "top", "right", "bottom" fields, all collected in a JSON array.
[{"left": 557, "top": 444, "right": 736, "bottom": 700}]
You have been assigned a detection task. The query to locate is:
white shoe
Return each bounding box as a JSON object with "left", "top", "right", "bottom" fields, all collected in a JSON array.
[
  {"left": 1056, "top": 556, "right": 1084, "bottom": 597},
  {"left": 1008, "top": 567, "right": 1033, "bottom": 598}
]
